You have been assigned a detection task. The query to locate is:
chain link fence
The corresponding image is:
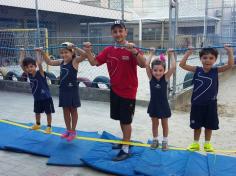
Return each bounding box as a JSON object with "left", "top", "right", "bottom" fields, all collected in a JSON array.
[{"left": 0, "top": 0, "right": 235, "bottom": 99}]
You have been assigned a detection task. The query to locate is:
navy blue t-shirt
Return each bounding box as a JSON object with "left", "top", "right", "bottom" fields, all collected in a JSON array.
[
  {"left": 59, "top": 60, "right": 78, "bottom": 90},
  {"left": 28, "top": 71, "right": 51, "bottom": 101},
  {"left": 191, "top": 66, "right": 218, "bottom": 105}
]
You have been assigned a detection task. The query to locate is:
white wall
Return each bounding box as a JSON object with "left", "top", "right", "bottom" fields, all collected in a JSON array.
[{"left": 0, "top": 0, "right": 132, "bottom": 20}]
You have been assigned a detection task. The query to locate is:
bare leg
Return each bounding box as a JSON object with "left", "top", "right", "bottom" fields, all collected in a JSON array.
[
  {"left": 46, "top": 113, "right": 52, "bottom": 126},
  {"left": 161, "top": 118, "right": 168, "bottom": 138},
  {"left": 120, "top": 122, "right": 132, "bottom": 142},
  {"left": 63, "top": 107, "right": 71, "bottom": 131},
  {"left": 35, "top": 113, "right": 41, "bottom": 125},
  {"left": 151, "top": 118, "right": 159, "bottom": 138},
  {"left": 194, "top": 128, "right": 202, "bottom": 141},
  {"left": 205, "top": 129, "right": 212, "bottom": 141},
  {"left": 70, "top": 107, "right": 78, "bottom": 131}
]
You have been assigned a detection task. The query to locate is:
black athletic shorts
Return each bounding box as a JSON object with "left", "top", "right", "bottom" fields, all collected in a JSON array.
[
  {"left": 110, "top": 89, "right": 136, "bottom": 125},
  {"left": 34, "top": 97, "right": 55, "bottom": 114},
  {"left": 190, "top": 100, "right": 219, "bottom": 130}
]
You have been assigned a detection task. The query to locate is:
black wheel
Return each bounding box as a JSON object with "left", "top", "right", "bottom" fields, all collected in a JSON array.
[
  {"left": 45, "top": 72, "right": 58, "bottom": 85},
  {"left": 183, "top": 72, "right": 194, "bottom": 89},
  {"left": 91, "top": 76, "right": 110, "bottom": 89},
  {"left": 77, "top": 77, "right": 92, "bottom": 87},
  {"left": 18, "top": 72, "right": 28, "bottom": 82},
  {"left": 4, "top": 71, "right": 20, "bottom": 81}
]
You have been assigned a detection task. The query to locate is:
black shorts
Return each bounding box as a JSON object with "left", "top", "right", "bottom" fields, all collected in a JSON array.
[
  {"left": 190, "top": 101, "right": 219, "bottom": 130},
  {"left": 110, "top": 89, "right": 136, "bottom": 125},
  {"left": 34, "top": 98, "right": 55, "bottom": 114}
]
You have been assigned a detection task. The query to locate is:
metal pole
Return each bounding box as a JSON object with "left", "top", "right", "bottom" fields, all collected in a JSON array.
[
  {"left": 121, "top": 0, "right": 124, "bottom": 21},
  {"left": 168, "top": 0, "right": 173, "bottom": 98},
  {"left": 87, "top": 23, "right": 90, "bottom": 41},
  {"left": 168, "top": 0, "right": 173, "bottom": 48},
  {"left": 219, "top": 0, "right": 224, "bottom": 64},
  {"left": 139, "top": 19, "right": 142, "bottom": 47},
  {"left": 35, "top": 0, "right": 40, "bottom": 47},
  {"left": 161, "top": 21, "right": 165, "bottom": 48},
  {"left": 233, "top": 0, "right": 236, "bottom": 43},
  {"left": 203, "top": 0, "right": 208, "bottom": 47},
  {"left": 172, "top": 0, "right": 178, "bottom": 96}
]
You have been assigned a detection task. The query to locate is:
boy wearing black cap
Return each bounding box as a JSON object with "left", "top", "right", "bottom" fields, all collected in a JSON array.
[{"left": 84, "top": 21, "right": 146, "bottom": 161}]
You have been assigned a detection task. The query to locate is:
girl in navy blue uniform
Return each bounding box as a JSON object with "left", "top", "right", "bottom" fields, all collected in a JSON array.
[
  {"left": 146, "top": 48, "right": 176, "bottom": 150},
  {"left": 40, "top": 43, "right": 85, "bottom": 141},
  {"left": 179, "top": 45, "right": 234, "bottom": 152},
  {"left": 19, "top": 49, "right": 55, "bottom": 134}
]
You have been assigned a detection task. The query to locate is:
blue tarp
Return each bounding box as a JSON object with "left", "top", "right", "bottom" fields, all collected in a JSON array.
[
  {"left": 47, "top": 131, "right": 100, "bottom": 166},
  {"left": 184, "top": 152, "right": 209, "bottom": 176},
  {"left": 1, "top": 120, "right": 236, "bottom": 176},
  {"left": 82, "top": 131, "right": 146, "bottom": 176},
  {"left": 0, "top": 121, "right": 30, "bottom": 149},
  {"left": 4, "top": 125, "right": 65, "bottom": 156},
  {"left": 134, "top": 148, "right": 191, "bottom": 176},
  {"left": 207, "top": 153, "right": 236, "bottom": 176}
]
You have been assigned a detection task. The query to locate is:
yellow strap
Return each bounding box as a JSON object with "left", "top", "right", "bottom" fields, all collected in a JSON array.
[{"left": 0, "top": 119, "right": 235, "bottom": 154}]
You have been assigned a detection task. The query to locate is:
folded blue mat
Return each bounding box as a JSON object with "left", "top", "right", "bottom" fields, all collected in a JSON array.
[
  {"left": 47, "top": 131, "right": 100, "bottom": 166},
  {"left": 0, "top": 121, "right": 30, "bottom": 150},
  {"left": 4, "top": 125, "right": 65, "bottom": 156},
  {"left": 184, "top": 152, "right": 209, "bottom": 176},
  {"left": 81, "top": 131, "right": 146, "bottom": 176},
  {"left": 207, "top": 153, "right": 236, "bottom": 176},
  {"left": 5, "top": 125, "right": 98, "bottom": 158},
  {"left": 134, "top": 148, "right": 191, "bottom": 176}
]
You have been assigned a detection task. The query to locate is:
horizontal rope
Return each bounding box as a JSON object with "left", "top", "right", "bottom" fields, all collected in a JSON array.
[
  {"left": 0, "top": 44, "right": 235, "bottom": 52},
  {"left": 0, "top": 74, "right": 111, "bottom": 86},
  {"left": 0, "top": 119, "right": 235, "bottom": 154}
]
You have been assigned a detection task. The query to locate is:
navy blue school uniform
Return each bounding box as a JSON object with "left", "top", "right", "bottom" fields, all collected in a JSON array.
[
  {"left": 147, "top": 75, "right": 171, "bottom": 118},
  {"left": 59, "top": 60, "right": 81, "bottom": 107},
  {"left": 190, "top": 66, "right": 219, "bottom": 130},
  {"left": 28, "top": 71, "right": 55, "bottom": 114}
]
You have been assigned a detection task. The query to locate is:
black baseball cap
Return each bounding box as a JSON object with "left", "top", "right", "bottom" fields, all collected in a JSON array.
[{"left": 111, "top": 20, "right": 126, "bottom": 30}]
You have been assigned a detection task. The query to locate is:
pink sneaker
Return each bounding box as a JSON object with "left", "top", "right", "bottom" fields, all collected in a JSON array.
[
  {"left": 61, "top": 130, "right": 70, "bottom": 139},
  {"left": 67, "top": 131, "right": 77, "bottom": 142}
]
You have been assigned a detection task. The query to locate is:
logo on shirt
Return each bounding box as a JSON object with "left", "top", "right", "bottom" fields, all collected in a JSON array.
[
  {"left": 122, "top": 56, "right": 130, "bottom": 61},
  {"left": 193, "top": 72, "right": 213, "bottom": 101},
  {"left": 191, "top": 120, "right": 195, "bottom": 124},
  {"left": 68, "top": 83, "right": 73, "bottom": 87},
  {"left": 155, "top": 84, "right": 161, "bottom": 89},
  {"left": 41, "top": 89, "right": 45, "bottom": 94}
]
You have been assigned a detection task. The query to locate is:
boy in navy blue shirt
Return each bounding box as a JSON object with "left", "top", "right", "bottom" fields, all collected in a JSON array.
[
  {"left": 19, "top": 49, "right": 55, "bottom": 134},
  {"left": 179, "top": 44, "right": 234, "bottom": 152}
]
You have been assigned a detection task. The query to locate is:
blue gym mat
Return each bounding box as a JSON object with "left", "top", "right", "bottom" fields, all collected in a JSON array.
[
  {"left": 81, "top": 131, "right": 146, "bottom": 176},
  {"left": 4, "top": 125, "right": 65, "bottom": 156},
  {"left": 134, "top": 148, "right": 191, "bottom": 176},
  {"left": 1, "top": 120, "right": 236, "bottom": 176},
  {"left": 0, "top": 121, "right": 30, "bottom": 150},
  {"left": 184, "top": 152, "right": 209, "bottom": 176},
  {"left": 207, "top": 153, "right": 236, "bottom": 176},
  {"left": 47, "top": 131, "right": 100, "bottom": 166}
]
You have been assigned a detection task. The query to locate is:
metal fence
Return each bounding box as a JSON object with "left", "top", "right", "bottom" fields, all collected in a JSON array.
[{"left": 0, "top": 0, "right": 235, "bottom": 100}]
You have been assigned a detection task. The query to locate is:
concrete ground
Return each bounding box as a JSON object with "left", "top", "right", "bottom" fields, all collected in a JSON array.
[{"left": 0, "top": 72, "right": 236, "bottom": 176}]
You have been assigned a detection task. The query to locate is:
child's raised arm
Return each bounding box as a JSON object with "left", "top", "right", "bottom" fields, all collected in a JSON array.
[
  {"left": 35, "top": 49, "right": 45, "bottom": 77},
  {"left": 74, "top": 47, "right": 86, "bottom": 63},
  {"left": 36, "top": 48, "right": 62, "bottom": 66},
  {"left": 145, "top": 47, "right": 155, "bottom": 80},
  {"left": 179, "top": 47, "right": 196, "bottom": 72},
  {"left": 165, "top": 48, "right": 176, "bottom": 80},
  {"left": 83, "top": 42, "right": 98, "bottom": 66},
  {"left": 19, "top": 48, "right": 26, "bottom": 73},
  {"left": 218, "top": 44, "right": 234, "bottom": 73}
]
